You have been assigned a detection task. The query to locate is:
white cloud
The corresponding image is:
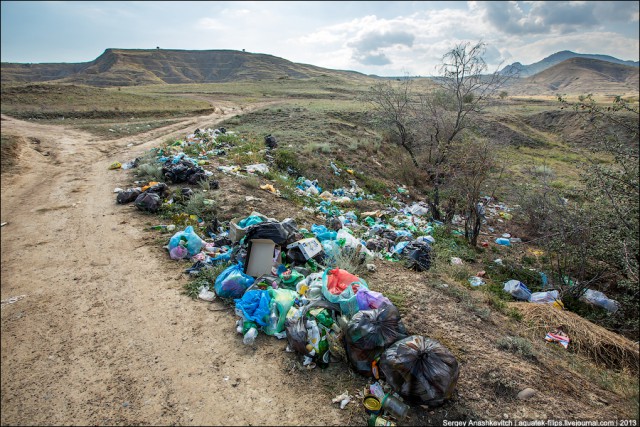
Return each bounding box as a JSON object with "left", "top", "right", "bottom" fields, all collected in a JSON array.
[{"left": 196, "top": 17, "right": 228, "bottom": 31}]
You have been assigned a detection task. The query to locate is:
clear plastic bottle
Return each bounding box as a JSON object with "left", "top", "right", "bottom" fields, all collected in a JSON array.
[
  {"left": 269, "top": 308, "right": 279, "bottom": 331},
  {"left": 380, "top": 393, "right": 409, "bottom": 420},
  {"left": 243, "top": 327, "right": 258, "bottom": 345}
]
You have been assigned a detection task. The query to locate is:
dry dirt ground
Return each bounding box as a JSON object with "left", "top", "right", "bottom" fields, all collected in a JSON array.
[{"left": 1, "top": 105, "right": 636, "bottom": 426}]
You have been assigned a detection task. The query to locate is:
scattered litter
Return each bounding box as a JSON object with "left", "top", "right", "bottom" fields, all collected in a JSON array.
[
  {"left": 581, "top": 289, "right": 620, "bottom": 313},
  {"left": 468, "top": 276, "right": 485, "bottom": 287},
  {"left": 332, "top": 391, "right": 351, "bottom": 409},
  {"left": 503, "top": 280, "right": 532, "bottom": 301},
  {"left": 198, "top": 286, "right": 216, "bottom": 302},
  {"left": 0, "top": 222, "right": 7, "bottom": 227},
  {"left": 495, "top": 237, "right": 511, "bottom": 246},
  {"left": 545, "top": 326, "right": 570, "bottom": 349}
]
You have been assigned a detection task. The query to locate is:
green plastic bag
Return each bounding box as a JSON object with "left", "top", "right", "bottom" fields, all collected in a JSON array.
[{"left": 264, "top": 288, "right": 297, "bottom": 335}]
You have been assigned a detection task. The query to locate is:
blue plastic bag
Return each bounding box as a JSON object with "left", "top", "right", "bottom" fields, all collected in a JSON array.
[
  {"left": 214, "top": 262, "right": 255, "bottom": 299},
  {"left": 169, "top": 226, "right": 204, "bottom": 256},
  {"left": 238, "top": 215, "right": 265, "bottom": 228},
  {"left": 235, "top": 289, "right": 271, "bottom": 326},
  {"left": 209, "top": 252, "right": 231, "bottom": 264}
]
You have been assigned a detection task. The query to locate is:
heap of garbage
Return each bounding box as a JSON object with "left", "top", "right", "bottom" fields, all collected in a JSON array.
[{"left": 170, "top": 212, "right": 460, "bottom": 422}]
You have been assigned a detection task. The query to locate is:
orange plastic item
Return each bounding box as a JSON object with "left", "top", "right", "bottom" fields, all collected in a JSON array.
[
  {"left": 141, "top": 181, "right": 159, "bottom": 192},
  {"left": 326, "top": 268, "right": 363, "bottom": 295}
]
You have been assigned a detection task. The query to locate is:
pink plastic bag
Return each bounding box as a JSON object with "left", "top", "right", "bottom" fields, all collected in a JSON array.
[{"left": 170, "top": 245, "right": 188, "bottom": 260}]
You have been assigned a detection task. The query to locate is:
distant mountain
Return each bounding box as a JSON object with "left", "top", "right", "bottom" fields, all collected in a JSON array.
[
  {"left": 1, "top": 48, "right": 368, "bottom": 86},
  {"left": 500, "top": 50, "right": 639, "bottom": 77},
  {"left": 507, "top": 57, "right": 639, "bottom": 95}
]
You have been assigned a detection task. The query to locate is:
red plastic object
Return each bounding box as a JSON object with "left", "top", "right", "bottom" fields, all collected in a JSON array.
[{"left": 326, "top": 268, "right": 362, "bottom": 295}]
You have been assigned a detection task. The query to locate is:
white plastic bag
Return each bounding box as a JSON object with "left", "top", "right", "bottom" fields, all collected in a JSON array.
[
  {"left": 530, "top": 290, "right": 559, "bottom": 304},
  {"left": 581, "top": 289, "right": 619, "bottom": 313}
]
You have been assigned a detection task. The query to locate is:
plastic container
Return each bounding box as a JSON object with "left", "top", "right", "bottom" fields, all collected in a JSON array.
[
  {"left": 243, "top": 327, "right": 258, "bottom": 345},
  {"left": 380, "top": 393, "right": 409, "bottom": 420},
  {"left": 503, "top": 280, "right": 532, "bottom": 301}
]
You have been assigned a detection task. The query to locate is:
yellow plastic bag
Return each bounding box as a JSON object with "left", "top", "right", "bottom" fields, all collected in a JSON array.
[{"left": 108, "top": 161, "right": 122, "bottom": 170}]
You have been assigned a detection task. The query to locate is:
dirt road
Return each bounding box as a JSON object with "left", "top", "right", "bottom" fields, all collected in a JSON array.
[{"left": 0, "top": 109, "right": 356, "bottom": 426}]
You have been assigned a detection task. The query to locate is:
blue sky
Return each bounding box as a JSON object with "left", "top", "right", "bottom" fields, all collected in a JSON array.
[{"left": 1, "top": 1, "right": 638, "bottom": 76}]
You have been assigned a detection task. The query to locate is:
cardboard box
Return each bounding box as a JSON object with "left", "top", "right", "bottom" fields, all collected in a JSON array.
[
  {"left": 287, "top": 237, "right": 322, "bottom": 260},
  {"left": 245, "top": 239, "right": 277, "bottom": 277}
]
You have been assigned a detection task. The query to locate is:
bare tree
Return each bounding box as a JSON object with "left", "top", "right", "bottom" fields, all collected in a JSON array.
[
  {"left": 364, "top": 77, "right": 419, "bottom": 167},
  {"left": 364, "top": 41, "right": 514, "bottom": 222},
  {"left": 415, "top": 41, "right": 513, "bottom": 219},
  {"left": 449, "top": 137, "right": 497, "bottom": 246}
]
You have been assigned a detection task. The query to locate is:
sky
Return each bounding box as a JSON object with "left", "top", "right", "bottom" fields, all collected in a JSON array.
[{"left": 1, "top": 1, "right": 639, "bottom": 76}]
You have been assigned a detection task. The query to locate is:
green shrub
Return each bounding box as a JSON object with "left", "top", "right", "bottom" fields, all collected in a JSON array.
[
  {"left": 496, "top": 335, "right": 535, "bottom": 359},
  {"left": 274, "top": 148, "right": 301, "bottom": 173}
]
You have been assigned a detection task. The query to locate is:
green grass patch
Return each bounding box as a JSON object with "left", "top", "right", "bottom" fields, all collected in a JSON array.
[
  {"left": 1, "top": 83, "right": 212, "bottom": 119},
  {"left": 183, "top": 262, "right": 230, "bottom": 299},
  {"left": 497, "top": 335, "right": 535, "bottom": 359}
]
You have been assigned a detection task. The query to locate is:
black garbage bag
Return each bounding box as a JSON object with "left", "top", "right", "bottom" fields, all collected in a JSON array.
[
  {"left": 162, "top": 160, "right": 206, "bottom": 184},
  {"left": 116, "top": 188, "right": 142, "bottom": 204},
  {"left": 146, "top": 182, "right": 169, "bottom": 198},
  {"left": 280, "top": 218, "right": 303, "bottom": 245},
  {"left": 344, "top": 302, "right": 408, "bottom": 376},
  {"left": 182, "top": 187, "right": 194, "bottom": 198},
  {"left": 264, "top": 134, "right": 278, "bottom": 149},
  {"left": 401, "top": 240, "right": 432, "bottom": 271},
  {"left": 209, "top": 179, "right": 220, "bottom": 190},
  {"left": 286, "top": 247, "right": 308, "bottom": 265},
  {"left": 366, "top": 238, "right": 394, "bottom": 252},
  {"left": 244, "top": 221, "right": 290, "bottom": 246},
  {"left": 214, "top": 235, "right": 232, "bottom": 247},
  {"left": 134, "top": 192, "right": 161, "bottom": 213},
  {"left": 380, "top": 230, "right": 398, "bottom": 241},
  {"left": 326, "top": 216, "right": 343, "bottom": 232},
  {"left": 186, "top": 169, "right": 207, "bottom": 185},
  {"left": 379, "top": 335, "right": 459, "bottom": 406}
]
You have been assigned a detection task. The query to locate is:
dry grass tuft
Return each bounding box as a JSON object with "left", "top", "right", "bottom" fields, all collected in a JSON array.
[{"left": 512, "top": 302, "right": 639, "bottom": 373}]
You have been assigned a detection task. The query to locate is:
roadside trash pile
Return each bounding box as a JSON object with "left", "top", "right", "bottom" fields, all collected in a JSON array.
[
  {"left": 113, "top": 125, "right": 623, "bottom": 421},
  {"left": 165, "top": 212, "right": 460, "bottom": 421}
]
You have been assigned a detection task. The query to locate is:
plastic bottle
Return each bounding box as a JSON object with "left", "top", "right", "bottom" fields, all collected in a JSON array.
[
  {"left": 243, "top": 327, "right": 258, "bottom": 345},
  {"left": 268, "top": 308, "right": 279, "bottom": 331},
  {"left": 380, "top": 393, "right": 409, "bottom": 420}
]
